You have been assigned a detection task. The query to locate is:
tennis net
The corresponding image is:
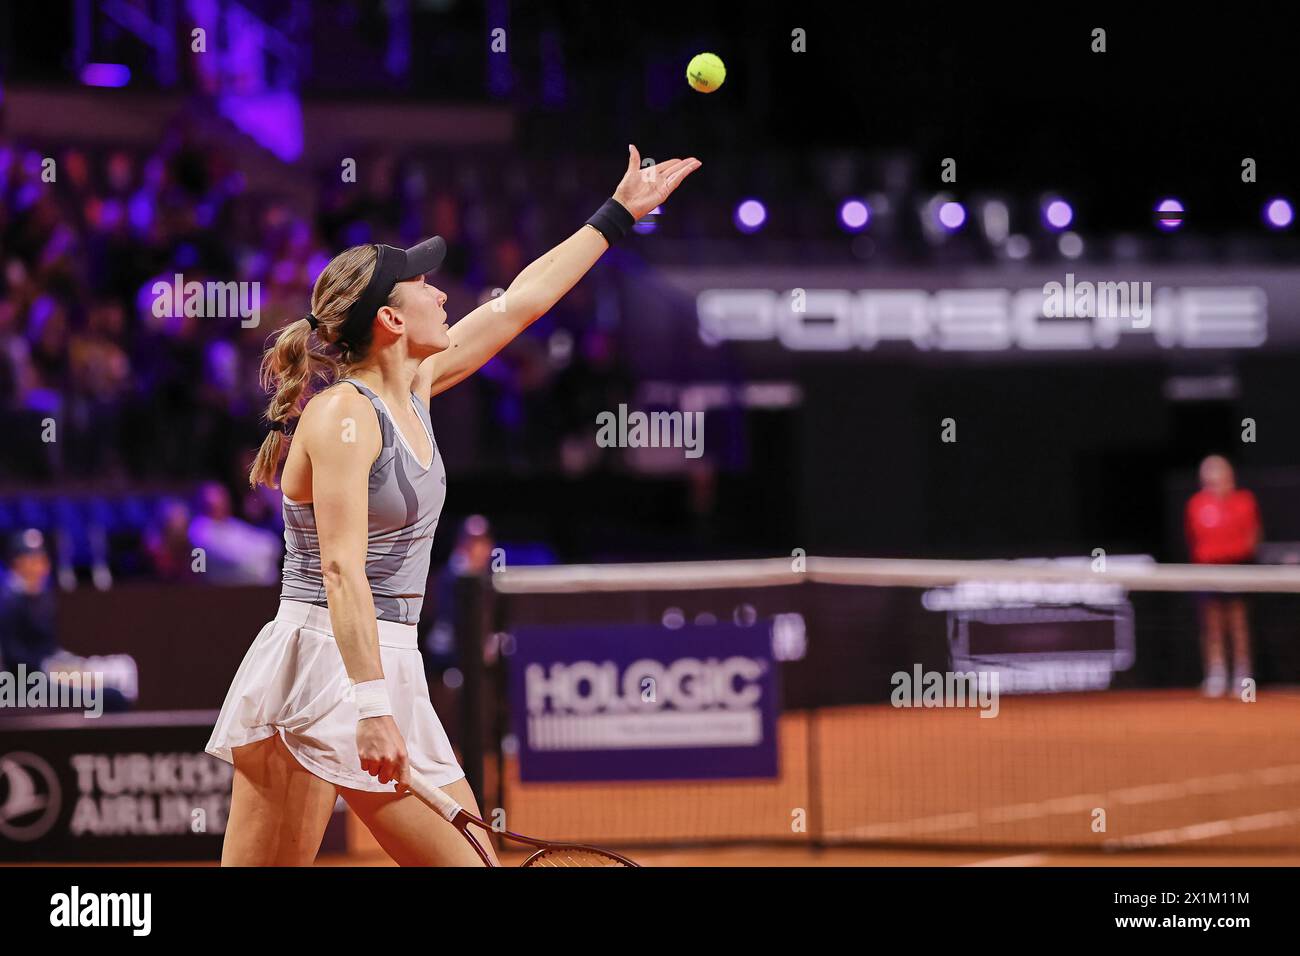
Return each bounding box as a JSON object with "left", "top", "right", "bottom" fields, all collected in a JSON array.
[{"left": 479, "top": 556, "right": 1300, "bottom": 852}]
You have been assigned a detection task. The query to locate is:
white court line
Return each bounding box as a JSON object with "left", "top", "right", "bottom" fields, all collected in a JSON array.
[
  {"left": 962, "top": 853, "right": 1050, "bottom": 867},
  {"left": 826, "top": 763, "right": 1300, "bottom": 841},
  {"left": 1104, "top": 808, "right": 1300, "bottom": 850}
]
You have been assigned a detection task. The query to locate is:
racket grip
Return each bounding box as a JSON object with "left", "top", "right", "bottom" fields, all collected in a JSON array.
[{"left": 406, "top": 771, "right": 464, "bottom": 823}]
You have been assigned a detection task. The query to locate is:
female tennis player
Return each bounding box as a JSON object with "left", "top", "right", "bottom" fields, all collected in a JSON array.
[{"left": 206, "top": 146, "right": 701, "bottom": 865}]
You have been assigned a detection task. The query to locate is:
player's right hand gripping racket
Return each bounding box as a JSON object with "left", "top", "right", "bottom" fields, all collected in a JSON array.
[{"left": 406, "top": 772, "right": 639, "bottom": 867}]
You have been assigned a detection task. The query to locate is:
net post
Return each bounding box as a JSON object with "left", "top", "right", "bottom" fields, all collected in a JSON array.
[
  {"left": 807, "top": 705, "right": 825, "bottom": 853},
  {"left": 490, "top": 577, "right": 510, "bottom": 853}
]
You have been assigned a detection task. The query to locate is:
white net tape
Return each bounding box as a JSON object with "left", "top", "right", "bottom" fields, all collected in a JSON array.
[{"left": 493, "top": 555, "right": 1300, "bottom": 594}]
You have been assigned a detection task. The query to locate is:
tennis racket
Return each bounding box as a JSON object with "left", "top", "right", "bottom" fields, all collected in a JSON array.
[{"left": 405, "top": 771, "right": 639, "bottom": 867}]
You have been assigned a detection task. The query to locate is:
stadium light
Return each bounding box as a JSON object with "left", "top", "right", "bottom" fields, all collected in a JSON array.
[
  {"left": 1264, "top": 198, "right": 1293, "bottom": 229},
  {"left": 734, "top": 199, "right": 767, "bottom": 234},
  {"left": 1042, "top": 197, "right": 1073, "bottom": 231},
  {"left": 1155, "top": 197, "right": 1185, "bottom": 232},
  {"left": 838, "top": 198, "right": 870, "bottom": 233}
]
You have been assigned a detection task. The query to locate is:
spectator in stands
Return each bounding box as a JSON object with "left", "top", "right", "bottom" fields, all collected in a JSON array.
[
  {"left": 67, "top": 299, "right": 131, "bottom": 476},
  {"left": 0, "top": 297, "right": 28, "bottom": 407},
  {"left": 0, "top": 528, "right": 58, "bottom": 672},
  {"left": 1185, "top": 455, "right": 1261, "bottom": 697},
  {"left": 25, "top": 294, "right": 70, "bottom": 399},
  {"left": 420, "top": 515, "right": 496, "bottom": 677},
  {"left": 188, "top": 481, "right": 282, "bottom": 585},
  {"left": 144, "top": 498, "right": 197, "bottom": 581}
]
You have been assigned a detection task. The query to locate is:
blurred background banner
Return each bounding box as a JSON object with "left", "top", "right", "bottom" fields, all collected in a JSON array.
[{"left": 641, "top": 266, "right": 1283, "bottom": 362}]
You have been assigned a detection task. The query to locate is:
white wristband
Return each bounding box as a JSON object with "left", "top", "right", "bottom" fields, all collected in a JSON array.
[{"left": 353, "top": 678, "right": 393, "bottom": 720}]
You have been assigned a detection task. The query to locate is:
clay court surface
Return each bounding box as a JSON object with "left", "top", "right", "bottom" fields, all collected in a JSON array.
[
  {"left": 18, "top": 847, "right": 1300, "bottom": 868},
  {"left": 8, "top": 689, "right": 1298, "bottom": 867}
]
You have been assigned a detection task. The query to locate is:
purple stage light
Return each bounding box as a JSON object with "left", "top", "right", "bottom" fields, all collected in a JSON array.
[
  {"left": 219, "top": 92, "right": 304, "bottom": 162},
  {"left": 1264, "top": 198, "right": 1293, "bottom": 229},
  {"left": 1155, "top": 198, "right": 1185, "bottom": 231},
  {"left": 937, "top": 200, "right": 966, "bottom": 231},
  {"left": 735, "top": 199, "right": 767, "bottom": 234},
  {"left": 1043, "top": 198, "right": 1073, "bottom": 231},
  {"left": 80, "top": 63, "right": 131, "bottom": 88},
  {"left": 838, "top": 199, "right": 870, "bottom": 232}
]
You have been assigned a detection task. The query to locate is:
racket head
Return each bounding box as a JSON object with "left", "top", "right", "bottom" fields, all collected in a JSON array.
[{"left": 521, "top": 845, "right": 639, "bottom": 867}]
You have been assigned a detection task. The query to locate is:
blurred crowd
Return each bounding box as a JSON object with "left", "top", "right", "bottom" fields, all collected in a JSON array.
[
  {"left": 0, "top": 118, "right": 638, "bottom": 587},
  {"left": 1, "top": 121, "right": 318, "bottom": 487}
]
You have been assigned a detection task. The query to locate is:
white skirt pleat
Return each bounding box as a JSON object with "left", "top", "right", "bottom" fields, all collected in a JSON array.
[{"left": 206, "top": 600, "right": 464, "bottom": 793}]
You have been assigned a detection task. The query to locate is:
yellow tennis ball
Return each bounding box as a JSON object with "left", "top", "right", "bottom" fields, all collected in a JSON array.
[{"left": 686, "top": 52, "right": 726, "bottom": 93}]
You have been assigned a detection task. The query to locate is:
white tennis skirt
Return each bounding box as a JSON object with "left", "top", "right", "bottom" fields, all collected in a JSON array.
[{"left": 205, "top": 599, "right": 465, "bottom": 793}]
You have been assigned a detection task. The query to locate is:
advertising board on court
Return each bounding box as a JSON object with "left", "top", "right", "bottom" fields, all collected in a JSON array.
[
  {"left": 0, "top": 711, "right": 348, "bottom": 862},
  {"left": 508, "top": 623, "right": 780, "bottom": 782}
]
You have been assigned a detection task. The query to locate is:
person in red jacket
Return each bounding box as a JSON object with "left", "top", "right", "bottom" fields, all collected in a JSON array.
[{"left": 1184, "top": 455, "right": 1261, "bottom": 697}]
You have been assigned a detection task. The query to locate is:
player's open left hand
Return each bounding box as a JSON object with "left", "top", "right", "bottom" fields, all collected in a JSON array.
[{"left": 612, "top": 145, "right": 702, "bottom": 221}]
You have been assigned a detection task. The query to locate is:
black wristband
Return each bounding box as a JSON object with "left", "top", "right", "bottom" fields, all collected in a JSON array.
[{"left": 585, "top": 197, "right": 636, "bottom": 245}]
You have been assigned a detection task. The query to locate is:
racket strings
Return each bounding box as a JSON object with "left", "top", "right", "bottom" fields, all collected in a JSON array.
[{"left": 523, "top": 847, "right": 634, "bottom": 867}]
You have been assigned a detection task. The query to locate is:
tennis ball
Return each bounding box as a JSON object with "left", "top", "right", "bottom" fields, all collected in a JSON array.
[{"left": 686, "top": 52, "right": 726, "bottom": 93}]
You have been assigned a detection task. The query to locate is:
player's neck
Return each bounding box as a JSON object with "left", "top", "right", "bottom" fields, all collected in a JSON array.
[{"left": 348, "top": 364, "right": 418, "bottom": 406}]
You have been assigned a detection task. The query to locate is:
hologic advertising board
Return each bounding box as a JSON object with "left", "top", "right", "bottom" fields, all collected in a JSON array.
[{"left": 508, "top": 623, "right": 779, "bottom": 782}]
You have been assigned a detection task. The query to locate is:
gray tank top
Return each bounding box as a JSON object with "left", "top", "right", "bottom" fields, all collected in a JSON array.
[{"left": 279, "top": 378, "right": 447, "bottom": 625}]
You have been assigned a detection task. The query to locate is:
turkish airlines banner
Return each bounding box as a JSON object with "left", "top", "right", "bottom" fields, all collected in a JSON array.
[{"left": 0, "top": 711, "right": 346, "bottom": 862}]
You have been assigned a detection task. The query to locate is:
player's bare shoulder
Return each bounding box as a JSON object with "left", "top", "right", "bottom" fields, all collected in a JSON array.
[{"left": 297, "top": 380, "right": 382, "bottom": 468}]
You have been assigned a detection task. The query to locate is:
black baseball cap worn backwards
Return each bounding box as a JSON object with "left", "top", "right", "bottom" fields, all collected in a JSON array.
[{"left": 340, "top": 236, "right": 447, "bottom": 346}]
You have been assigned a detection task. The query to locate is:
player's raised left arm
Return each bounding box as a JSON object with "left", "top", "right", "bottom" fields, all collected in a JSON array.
[{"left": 418, "top": 145, "right": 701, "bottom": 399}]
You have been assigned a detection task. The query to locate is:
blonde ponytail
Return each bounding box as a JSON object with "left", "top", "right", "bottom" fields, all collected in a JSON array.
[{"left": 248, "top": 244, "right": 384, "bottom": 489}]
